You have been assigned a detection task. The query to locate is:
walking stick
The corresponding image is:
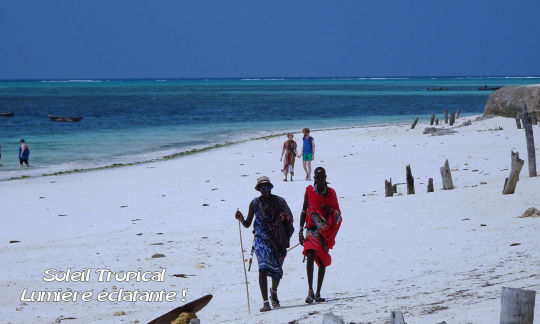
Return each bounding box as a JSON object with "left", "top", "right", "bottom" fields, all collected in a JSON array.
[{"left": 238, "top": 220, "right": 251, "bottom": 314}]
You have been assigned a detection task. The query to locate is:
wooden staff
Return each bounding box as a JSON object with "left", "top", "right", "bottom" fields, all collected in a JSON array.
[
  {"left": 238, "top": 220, "right": 251, "bottom": 313},
  {"left": 287, "top": 242, "right": 301, "bottom": 252}
]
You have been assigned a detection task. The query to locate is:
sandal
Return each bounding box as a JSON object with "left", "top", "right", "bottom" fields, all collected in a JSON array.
[
  {"left": 260, "top": 301, "right": 271, "bottom": 312},
  {"left": 269, "top": 288, "right": 280, "bottom": 308},
  {"left": 315, "top": 294, "right": 326, "bottom": 303},
  {"left": 305, "top": 290, "right": 315, "bottom": 304}
]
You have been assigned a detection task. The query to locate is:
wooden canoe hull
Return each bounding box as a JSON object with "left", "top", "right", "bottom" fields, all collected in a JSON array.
[{"left": 148, "top": 294, "right": 213, "bottom": 324}]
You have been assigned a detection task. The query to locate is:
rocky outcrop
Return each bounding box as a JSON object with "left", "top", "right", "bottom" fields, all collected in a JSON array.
[{"left": 483, "top": 85, "right": 540, "bottom": 117}]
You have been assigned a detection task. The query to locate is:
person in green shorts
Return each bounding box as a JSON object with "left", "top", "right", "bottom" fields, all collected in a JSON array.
[{"left": 298, "top": 128, "right": 315, "bottom": 180}]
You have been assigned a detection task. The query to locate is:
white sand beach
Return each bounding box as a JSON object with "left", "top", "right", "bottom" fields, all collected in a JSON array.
[{"left": 1, "top": 115, "right": 539, "bottom": 323}]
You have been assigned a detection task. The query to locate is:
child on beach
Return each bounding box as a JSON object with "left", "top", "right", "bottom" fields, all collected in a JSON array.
[
  {"left": 280, "top": 133, "right": 297, "bottom": 181},
  {"left": 298, "top": 128, "right": 315, "bottom": 180},
  {"left": 19, "top": 139, "right": 30, "bottom": 168}
]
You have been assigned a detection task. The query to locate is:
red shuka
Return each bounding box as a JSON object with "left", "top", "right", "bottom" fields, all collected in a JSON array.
[{"left": 302, "top": 185, "right": 342, "bottom": 267}]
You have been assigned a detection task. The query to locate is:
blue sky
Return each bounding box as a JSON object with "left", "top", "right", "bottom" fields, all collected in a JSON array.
[{"left": 1, "top": 0, "right": 539, "bottom": 79}]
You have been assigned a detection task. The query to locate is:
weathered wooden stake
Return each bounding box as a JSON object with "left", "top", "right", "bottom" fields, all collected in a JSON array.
[
  {"left": 385, "top": 178, "right": 393, "bottom": 197},
  {"left": 430, "top": 114, "right": 435, "bottom": 125},
  {"left": 427, "top": 178, "right": 434, "bottom": 192},
  {"left": 522, "top": 104, "right": 537, "bottom": 177},
  {"left": 456, "top": 109, "right": 461, "bottom": 119},
  {"left": 449, "top": 112, "right": 455, "bottom": 126},
  {"left": 444, "top": 110, "right": 448, "bottom": 124},
  {"left": 390, "top": 311, "right": 406, "bottom": 324},
  {"left": 392, "top": 184, "right": 398, "bottom": 193},
  {"left": 502, "top": 151, "right": 524, "bottom": 195},
  {"left": 406, "top": 165, "right": 415, "bottom": 194},
  {"left": 411, "top": 117, "right": 419, "bottom": 129},
  {"left": 436, "top": 118, "right": 439, "bottom": 125},
  {"left": 440, "top": 159, "right": 454, "bottom": 190},
  {"left": 516, "top": 117, "right": 522, "bottom": 129},
  {"left": 500, "top": 287, "right": 536, "bottom": 324}
]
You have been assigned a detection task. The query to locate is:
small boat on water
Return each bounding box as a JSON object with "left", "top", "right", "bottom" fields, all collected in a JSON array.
[
  {"left": 478, "top": 85, "right": 502, "bottom": 91},
  {"left": 48, "top": 115, "right": 83, "bottom": 122},
  {"left": 0, "top": 112, "right": 14, "bottom": 117},
  {"left": 426, "top": 87, "right": 449, "bottom": 91}
]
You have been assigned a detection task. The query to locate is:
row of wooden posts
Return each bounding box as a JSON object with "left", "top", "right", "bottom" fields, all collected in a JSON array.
[
  {"left": 385, "top": 159, "right": 453, "bottom": 197},
  {"left": 389, "top": 287, "right": 536, "bottom": 324},
  {"left": 410, "top": 109, "right": 461, "bottom": 130},
  {"left": 504, "top": 104, "right": 537, "bottom": 194},
  {"left": 402, "top": 104, "right": 536, "bottom": 196}
]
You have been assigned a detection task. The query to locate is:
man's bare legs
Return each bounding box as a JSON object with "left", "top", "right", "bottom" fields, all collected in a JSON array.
[
  {"left": 305, "top": 250, "right": 325, "bottom": 303},
  {"left": 259, "top": 270, "right": 280, "bottom": 311},
  {"left": 303, "top": 160, "right": 312, "bottom": 180}
]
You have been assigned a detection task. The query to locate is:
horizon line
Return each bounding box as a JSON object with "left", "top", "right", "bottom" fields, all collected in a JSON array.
[{"left": 1, "top": 75, "right": 540, "bottom": 82}]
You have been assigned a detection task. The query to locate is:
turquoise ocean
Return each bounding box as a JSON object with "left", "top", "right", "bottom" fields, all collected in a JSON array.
[{"left": 1, "top": 77, "right": 539, "bottom": 180}]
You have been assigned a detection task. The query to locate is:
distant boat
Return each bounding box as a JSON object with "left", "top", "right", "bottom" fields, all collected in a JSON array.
[
  {"left": 48, "top": 115, "right": 83, "bottom": 122},
  {"left": 426, "top": 87, "right": 449, "bottom": 91},
  {"left": 0, "top": 112, "right": 14, "bottom": 117},
  {"left": 478, "top": 85, "right": 502, "bottom": 91}
]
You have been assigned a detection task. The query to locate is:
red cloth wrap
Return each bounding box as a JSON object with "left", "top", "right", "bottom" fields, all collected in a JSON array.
[{"left": 302, "top": 185, "right": 342, "bottom": 267}]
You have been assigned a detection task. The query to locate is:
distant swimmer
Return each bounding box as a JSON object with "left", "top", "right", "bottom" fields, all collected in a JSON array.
[{"left": 19, "top": 139, "right": 30, "bottom": 168}]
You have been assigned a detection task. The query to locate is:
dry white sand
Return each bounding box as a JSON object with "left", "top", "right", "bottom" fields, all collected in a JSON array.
[{"left": 1, "top": 115, "right": 539, "bottom": 324}]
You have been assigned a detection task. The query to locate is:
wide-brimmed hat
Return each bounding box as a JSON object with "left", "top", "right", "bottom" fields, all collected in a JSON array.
[{"left": 255, "top": 176, "right": 274, "bottom": 191}]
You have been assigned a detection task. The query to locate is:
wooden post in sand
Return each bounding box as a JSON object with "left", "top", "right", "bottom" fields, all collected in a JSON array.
[
  {"left": 411, "top": 117, "right": 419, "bottom": 129},
  {"left": 440, "top": 159, "right": 454, "bottom": 190},
  {"left": 449, "top": 112, "right": 455, "bottom": 126},
  {"left": 522, "top": 104, "right": 537, "bottom": 177},
  {"left": 531, "top": 111, "right": 538, "bottom": 125},
  {"left": 515, "top": 113, "right": 522, "bottom": 129},
  {"left": 502, "top": 151, "right": 524, "bottom": 195},
  {"left": 456, "top": 109, "right": 461, "bottom": 119},
  {"left": 436, "top": 118, "right": 439, "bottom": 125},
  {"left": 430, "top": 114, "right": 435, "bottom": 125},
  {"left": 406, "top": 165, "right": 415, "bottom": 194},
  {"left": 385, "top": 178, "right": 393, "bottom": 197},
  {"left": 444, "top": 110, "right": 448, "bottom": 124},
  {"left": 500, "top": 287, "right": 536, "bottom": 324},
  {"left": 390, "top": 311, "right": 406, "bottom": 324},
  {"left": 427, "top": 178, "right": 434, "bottom": 192}
]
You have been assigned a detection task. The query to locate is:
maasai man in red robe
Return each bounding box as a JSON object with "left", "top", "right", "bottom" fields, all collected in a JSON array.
[{"left": 298, "top": 167, "right": 342, "bottom": 303}]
